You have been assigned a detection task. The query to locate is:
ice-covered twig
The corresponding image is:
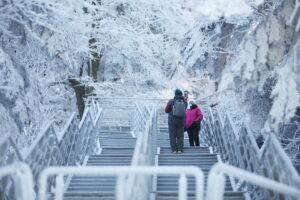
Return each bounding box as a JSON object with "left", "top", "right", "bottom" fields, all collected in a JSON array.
[{"left": 288, "top": 0, "right": 300, "bottom": 31}]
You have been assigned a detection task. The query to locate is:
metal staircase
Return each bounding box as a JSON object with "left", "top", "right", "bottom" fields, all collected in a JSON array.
[
  {"left": 1, "top": 98, "right": 300, "bottom": 200},
  {"left": 155, "top": 114, "right": 245, "bottom": 200}
]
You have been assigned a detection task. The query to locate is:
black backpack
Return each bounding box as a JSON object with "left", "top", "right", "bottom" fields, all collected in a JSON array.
[{"left": 172, "top": 99, "right": 186, "bottom": 117}]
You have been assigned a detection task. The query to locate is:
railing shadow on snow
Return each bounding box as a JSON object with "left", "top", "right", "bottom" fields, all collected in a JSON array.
[
  {"left": 0, "top": 100, "right": 103, "bottom": 199},
  {"left": 201, "top": 106, "right": 300, "bottom": 200}
]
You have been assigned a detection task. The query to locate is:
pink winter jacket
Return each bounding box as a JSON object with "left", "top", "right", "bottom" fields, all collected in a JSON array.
[{"left": 185, "top": 106, "right": 203, "bottom": 128}]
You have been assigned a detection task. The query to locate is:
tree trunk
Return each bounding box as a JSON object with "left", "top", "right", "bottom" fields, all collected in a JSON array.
[{"left": 69, "top": 78, "right": 86, "bottom": 119}]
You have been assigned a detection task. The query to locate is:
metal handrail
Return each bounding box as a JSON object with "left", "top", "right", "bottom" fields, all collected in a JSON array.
[
  {"left": 207, "top": 163, "right": 300, "bottom": 200},
  {"left": 201, "top": 106, "right": 300, "bottom": 199},
  {"left": 127, "top": 104, "right": 156, "bottom": 200},
  {"left": 0, "top": 162, "right": 35, "bottom": 200},
  {"left": 0, "top": 100, "right": 103, "bottom": 196}
]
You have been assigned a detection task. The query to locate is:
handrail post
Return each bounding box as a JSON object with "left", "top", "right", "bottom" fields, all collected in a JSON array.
[
  {"left": 178, "top": 174, "right": 188, "bottom": 200},
  {"left": 55, "top": 174, "right": 64, "bottom": 200},
  {"left": 0, "top": 163, "right": 35, "bottom": 200},
  {"left": 116, "top": 175, "right": 127, "bottom": 200},
  {"left": 206, "top": 164, "right": 225, "bottom": 200},
  {"left": 195, "top": 173, "right": 204, "bottom": 200}
]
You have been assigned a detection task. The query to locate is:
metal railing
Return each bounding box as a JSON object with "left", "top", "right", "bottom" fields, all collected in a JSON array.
[
  {"left": 0, "top": 100, "right": 102, "bottom": 198},
  {"left": 131, "top": 103, "right": 152, "bottom": 137},
  {"left": 128, "top": 104, "right": 158, "bottom": 200},
  {"left": 201, "top": 106, "right": 300, "bottom": 199},
  {"left": 207, "top": 163, "right": 300, "bottom": 200},
  {"left": 38, "top": 166, "right": 204, "bottom": 200}
]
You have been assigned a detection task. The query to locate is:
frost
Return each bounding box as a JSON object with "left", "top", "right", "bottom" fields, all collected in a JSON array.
[
  {"left": 264, "top": 53, "right": 300, "bottom": 133},
  {"left": 194, "top": 0, "right": 252, "bottom": 20},
  {"left": 220, "top": 39, "right": 257, "bottom": 89}
]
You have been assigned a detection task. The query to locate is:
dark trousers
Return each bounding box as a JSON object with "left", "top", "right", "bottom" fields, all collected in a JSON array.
[
  {"left": 168, "top": 124, "right": 184, "bottom": 152},
  {"left": 187, "top": 126, "right": 200, "bottom": 146}
]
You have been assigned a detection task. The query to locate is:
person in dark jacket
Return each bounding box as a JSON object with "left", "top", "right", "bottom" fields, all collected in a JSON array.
[
  {"left": 164, "top": 89, "right": 187, "bottom": 154},
  {"left": 185, "top": 100, "right": 203, "bottom": 146}
]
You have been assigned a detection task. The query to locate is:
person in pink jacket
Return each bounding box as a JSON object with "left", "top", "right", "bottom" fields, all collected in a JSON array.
[{"left": 185, "top": 100, "right": 203, "bottom": 146}]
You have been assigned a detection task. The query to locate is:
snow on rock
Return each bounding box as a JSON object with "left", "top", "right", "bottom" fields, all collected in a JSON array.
[{"left": 265, "top": 59, "right": 299, "bottom": 132}]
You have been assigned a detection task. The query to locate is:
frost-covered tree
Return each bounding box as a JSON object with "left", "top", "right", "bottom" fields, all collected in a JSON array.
[
  {"left": 89, "top": 0, "right": 206, "bottom": 96},
  {"left": 0, "top": 0, "right": 98, "bottom": 147}
]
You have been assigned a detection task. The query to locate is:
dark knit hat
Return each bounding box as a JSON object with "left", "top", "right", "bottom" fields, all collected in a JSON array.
[{"left": 175, "top": 88, "right": 183, "bottom": 96}]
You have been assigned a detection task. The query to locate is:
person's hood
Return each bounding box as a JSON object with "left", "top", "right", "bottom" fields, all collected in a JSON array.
[{"left": 175, "top": 88, "right": 183, "bottom": 96}]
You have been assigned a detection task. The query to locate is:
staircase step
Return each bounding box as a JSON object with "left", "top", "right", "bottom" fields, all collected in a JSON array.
[
  {"left": 155, "top": 191, "right": 244, "bottom": 200},
  {"left": 160, "top": 147, "right": 210, "bottom": 152},
  {"left": 100, "top": 144, "right": 136, "bottom": 148},
  {"left": 49, "top": 195, "right": 115, "bottom": 200},
  {"left": 70, "top": 177, "right": 116, "bottom": 182},
  {"left": 99, "top": 139, "right": 136, "bottom": 142},
  {"left": 86, "top": 154, "right": 132, "bottom": 166},
  {"left": 99, "top": 141, "right": 136, "bottom": 143},
  {"left": 88, "top": 155, "right": 132, "bottom": 159},
  {"left": 87, "top": 163, "right": 131, "bottom": 166},
  {"left": 99, "top": 130, "right": 131, "bottom": 134},
  {"left": 101, "top": 148, "right": 134, "bottom": 155},
  {"left": 158, "top": 154, "right": 217, "bottom": 158},
  {"left": 156, "top": 184, "right": 233, "bottom": 191},
  {"left": 100, "top": 126, "right": 131, "bottom": 132},
  {"left": 88, "top": 157, "right": 132, "bottom": 161},
  {"left": 98, "top": 135, "right": 134, "bottom": 139},
  {"left": 155, "top": 196, "right": 245, "bottom": 200},
  {"left": 69, "top": 182, "right": 116, "bottom": 186},
  {"left": 67, "top": 187, "right": 115, "bottom": 192},
  {"left": 158, "top": 140, "right": 191, "bottom": 147}
]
